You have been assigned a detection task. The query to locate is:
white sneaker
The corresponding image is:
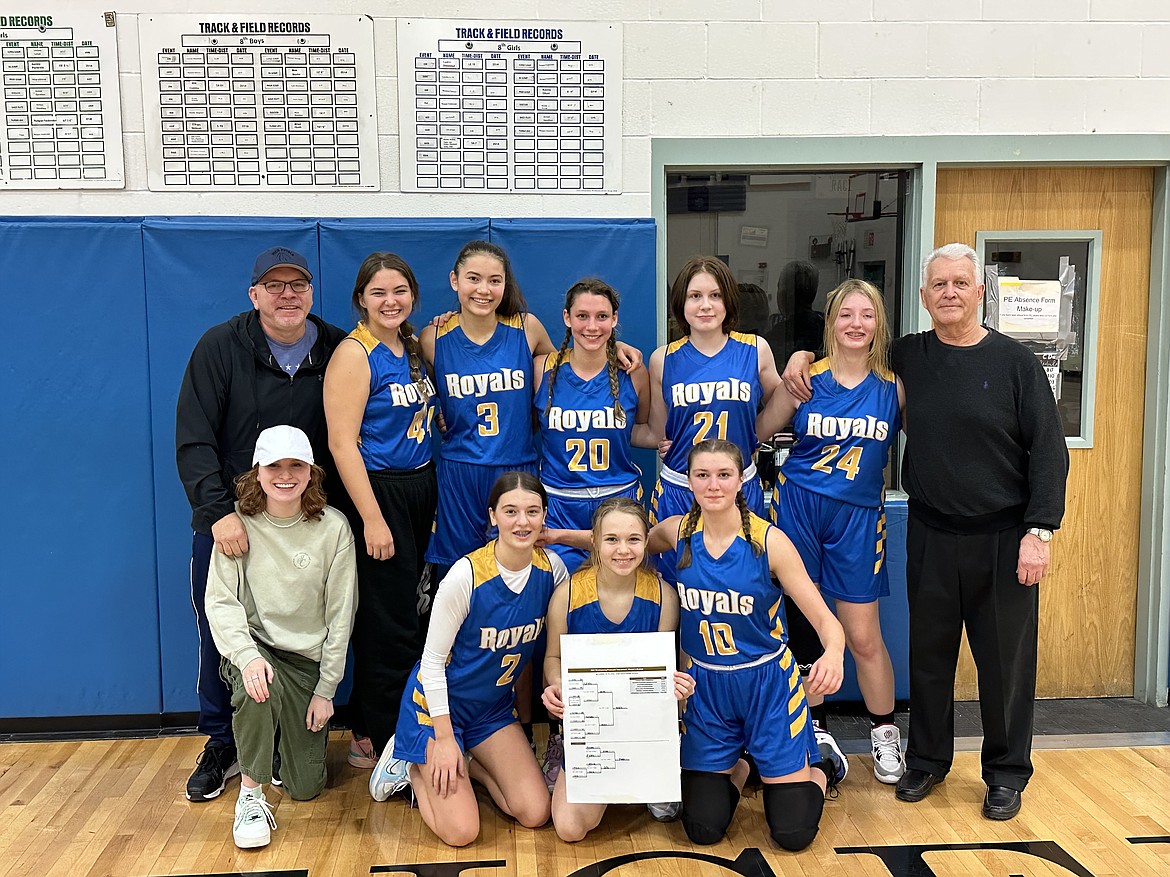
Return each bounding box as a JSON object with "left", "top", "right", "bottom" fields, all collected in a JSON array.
[
  {"left": 814, "top": 726, "right": 849, "bottom": 788},
  {"left": 871, "top": 724, "right": 905, "bottom": 784},
  {"left": 369, "top": 735, "right": 412, "bottom": 803},
  {"left": 233, "top": 788, "right": 276, "bottom": 849},
  {"left": 647, "top": 801, "right": 681, "bottom": 822}
]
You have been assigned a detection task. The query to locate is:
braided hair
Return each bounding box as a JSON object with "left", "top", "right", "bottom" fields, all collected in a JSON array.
[
  {"left": 544, "top": 278, "right": 626, "bottom": 426},
  {"left": 676, "top": 438, "right": 761, "bottom": 570}
]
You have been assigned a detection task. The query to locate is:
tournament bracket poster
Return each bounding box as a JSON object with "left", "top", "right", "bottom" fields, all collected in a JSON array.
[
  {"left": 397, "top": 19, "right": 622, "bottom": 193},
  {"left": 138, "top": 14, "right": 378, "bottom": 191},
  {"left": 0, "top": 7, "right": 125, "bottom": 188}
]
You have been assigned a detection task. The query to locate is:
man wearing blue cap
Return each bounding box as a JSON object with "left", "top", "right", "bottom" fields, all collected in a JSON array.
[{"left": 176, "top": 247, "right": 347, "bottom": 801}]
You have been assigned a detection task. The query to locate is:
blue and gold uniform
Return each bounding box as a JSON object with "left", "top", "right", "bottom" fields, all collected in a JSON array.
[
  {"left": 349, "top": 322, "right": 435, "bottom": 471},
  {"left": 426, "top": 314, "right": 538, "bottom": 567},
  {"left": 771, "top": 360, "right": 900, "bottom": 603},
  {"left": 393, "top": 542, "right": 558, "bottom": 762},
  {"left": 674, "top": 513, "right": 817, "bottom": 778},
  {"left": 566, "top": 567, "right": 662, "bottom": 635},
  {"left": 652, "top": 332, "right": 765, "bottom": 583},
  {"left": 536, "top": 352, "right": 643, "bottom": 571}
]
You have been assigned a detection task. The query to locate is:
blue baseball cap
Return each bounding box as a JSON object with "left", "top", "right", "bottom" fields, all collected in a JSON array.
[{"left": 251, "top": 246, "right": 313, "bottom": 285}]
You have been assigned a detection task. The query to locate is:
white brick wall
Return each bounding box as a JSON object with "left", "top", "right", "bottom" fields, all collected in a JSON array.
[{"left": 9, "top": 2, "right": 1167, "bottom": 219}]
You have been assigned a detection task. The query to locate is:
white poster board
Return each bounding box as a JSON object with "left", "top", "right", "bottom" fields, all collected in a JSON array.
[
  {"left": 138, "top": 14, "right": 378, "bottom": 191},
  {"left": 0, "top": 8, "right": 124, "bottom": 188},
  {"left": 997, "top": 277, "right": 1062, "bottom": 337},
  {"left": 397, "top": 18, "right": 622, "bottom": 193},
  {"left": 561, "top": 631, "right": 679, "bottom": 805}
]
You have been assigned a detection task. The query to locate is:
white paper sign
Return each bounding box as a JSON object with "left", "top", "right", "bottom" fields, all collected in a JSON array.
[
  {"left": 138, "top": 14, "right": 378, "bottom": 191},
  {"left": 998, "top": 277, "right": 1061, "bottom": 336},
  {"left": 0, "top": 7, "right": 125, "bottom": 188},
  {"left": 397, "top": 18, "right": 622, "bottom": 193},
  {"left": 561, "top": 631, "right": 679, "bottom": 804}
]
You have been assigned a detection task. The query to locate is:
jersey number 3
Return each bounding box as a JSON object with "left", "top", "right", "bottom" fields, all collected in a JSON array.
[{"left": 477, "top": 402, "right": 499, "bottom": 437}]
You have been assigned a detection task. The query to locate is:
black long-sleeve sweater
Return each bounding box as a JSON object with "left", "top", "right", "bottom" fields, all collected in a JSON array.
[{"left": 892, "top": 328, "right": 1068, "bottom": 534}]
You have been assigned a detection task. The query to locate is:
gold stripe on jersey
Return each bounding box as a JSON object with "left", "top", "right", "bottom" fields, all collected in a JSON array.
[
  {"left": 434, "top": 310, "right": 522, "bottom": 339},
  {"left": 785, "top": 658, "right": 810, "bottom": 738},
  {"left": 665, "top": 336, "right": 689, "bottom": 355},
  {"left": 568, "top": 567, "right": 661, "bottom": 613},
  {"left": 728, "top": 331, "right": 757, "bottom": 346},
  {"left": 412, "top": 688, "right": 432, "bottom": 727},
  {"left": 467, "top": 540, "right": 552, "bottom": 589},
  {"left": 689, "top": 512, "right": 771, "bottom": 546},
  {"left": 768, "top": 596, "right": 786, "bottom": 642},
  {"left": 810, "top": 357, "right": 832, "bottom": 377},
  {"left": 875, "top": 513, "right": 887, "bottom": 575},
  {"left": 350, "top": 321, "right": 380, "bottom": 353}
]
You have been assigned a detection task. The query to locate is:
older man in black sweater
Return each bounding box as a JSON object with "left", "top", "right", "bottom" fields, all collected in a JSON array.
[
  {"left": 890, "top": 243, "right": 1067, "bottom": 821},
  {"left": 781, "top": 242, "right": 1068, "bottom": 821}
]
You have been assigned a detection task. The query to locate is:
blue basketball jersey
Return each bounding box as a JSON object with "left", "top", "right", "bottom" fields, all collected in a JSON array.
[
  {"left": 661, "top": 332, "right": 762, "bottom": 474},
  {"left": 433, "top": 313, "right": 536, "bottom": 466},
  {"left": 535, "top": 351, "right": 641, "bottom": 490},
  {"left": 673, "top": 513, "right": 786, "bottom": 666},
  {"left": 566, "top": 567, "right": 662, "bottom": 635},
  {"left": 348, "top": 322, "right": 435, "bottom": 472},
  {"left": 780, "top": 360, "right": 900, "bottom": 508},
  {"left": 444, "top": 541, "right": 557, "bottom": 706}
]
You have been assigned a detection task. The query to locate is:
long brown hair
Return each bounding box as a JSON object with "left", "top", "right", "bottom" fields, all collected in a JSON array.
[
  {"left": 676, "top": 439, "right": 761, "bottom": 570},
  {"left": 544, "top": 278, "right": 626, "bottom": 426},
  {"left": 351, "top": 252, "right": 426, "bottom": 389},
  {"left": 669, "top": 256, "right": 740, "bottom": 337},
  {"left": 452, "top": 240, "right": 527, "bottom": 318},
  {"left": 235, "top": 463, "right": 328, "bottom": 520},
  {"left": 822, "top": 278, "right": 892, "bottom": 381}
]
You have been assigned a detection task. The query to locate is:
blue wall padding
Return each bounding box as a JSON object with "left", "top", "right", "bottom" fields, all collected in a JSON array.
[
  {"left": 0, "top": 214, "right": 913, "bottom": 722},
  {"left": 490, "top": 219, "right": 660, "bottom": 495},
  {"left": 0, "top": 217, "right": 161, "bottom": 715},
  {"left": 142, "top": 218, "right": 322, "bottom": 715},
  {"left": 317, "top": 218, "right": 490, "bottom": 329}
]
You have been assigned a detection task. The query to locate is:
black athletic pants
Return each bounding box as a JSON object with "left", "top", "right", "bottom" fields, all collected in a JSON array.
[
  {"left": 346, "top": 463, "right": 438, "bottom": 753},
  {"left": 904, "top": 512, "right": 1038, "bottom": 791}
]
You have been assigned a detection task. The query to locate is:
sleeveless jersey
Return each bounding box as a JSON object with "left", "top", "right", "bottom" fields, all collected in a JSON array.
[
  {"left": 566, "top": 567, "right": 662, "bottom": 635},
  {"left": 348, "top": 322, "right": 435, "bottom": 472},
  {"left": 535, "top": 352, "right": 641, "bottom": 490},
  {"left": 674, "top": 513, "right": 786, "bottom": 666},
  {"left": 662, "top": 332, "right": 762, "bottom": 473},
  {"left": 446, "top": 541, "right": 557, "bottom": 706},
  {"left": 780, "top": 360, "right": 900, "bottom": 508},
  {"left": 433, "top": 313, "right": 535, "bottom": 466}
]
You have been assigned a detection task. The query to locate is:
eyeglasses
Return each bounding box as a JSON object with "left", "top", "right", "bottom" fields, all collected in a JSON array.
[{"left": 258, "top": 279, "right": 311, "bottom": 294}]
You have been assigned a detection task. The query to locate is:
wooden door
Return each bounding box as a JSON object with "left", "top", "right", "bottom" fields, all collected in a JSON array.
[{"left": 934, "top": 166, "right": 1152, "bottom": 698}]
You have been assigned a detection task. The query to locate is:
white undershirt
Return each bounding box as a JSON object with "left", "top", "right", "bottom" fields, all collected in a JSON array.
[{"left": 419, "top": 551, "right": 569, "bottom": 717}]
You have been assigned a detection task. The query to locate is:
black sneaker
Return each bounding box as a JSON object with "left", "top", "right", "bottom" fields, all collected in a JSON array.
[
  {"left": 271, "top": 748, "right": 282, "bottom": 787},
  {"left": 186, "top": 740, "right": 240, "bottom": 802}
]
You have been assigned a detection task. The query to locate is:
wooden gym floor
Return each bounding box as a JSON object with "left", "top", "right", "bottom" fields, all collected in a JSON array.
[{"left": 2, "top": 702, "right": 1169, "bottom": 877}]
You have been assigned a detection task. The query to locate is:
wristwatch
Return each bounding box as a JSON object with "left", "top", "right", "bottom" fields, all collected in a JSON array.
[{"left": 1026, "top": 527, "right": 1053, "bottom": 543}]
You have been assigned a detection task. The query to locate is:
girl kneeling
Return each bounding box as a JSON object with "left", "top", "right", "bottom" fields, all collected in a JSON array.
[
  {"left": 541, "top": 498, "right": 695, "bottom": 841},
  {"left": 647, "top": 439, "right": 845, "bottom": 852},
  {"left": 371, "top": 472, "right": 568, "bottom": 846}
]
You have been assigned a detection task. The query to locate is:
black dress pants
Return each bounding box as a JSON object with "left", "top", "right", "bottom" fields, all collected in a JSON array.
[{"left": 905, "top": 512, "right": 1039, "bottom": 791}]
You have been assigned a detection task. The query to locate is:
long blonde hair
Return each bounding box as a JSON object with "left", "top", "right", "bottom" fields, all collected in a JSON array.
[{"left": 822, "top": 279, "right": 892, "bottom": 381}]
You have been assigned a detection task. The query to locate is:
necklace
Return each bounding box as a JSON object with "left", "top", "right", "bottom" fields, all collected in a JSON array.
[{"left": 262, "top": 510, "right": 304, "bottom": 528}]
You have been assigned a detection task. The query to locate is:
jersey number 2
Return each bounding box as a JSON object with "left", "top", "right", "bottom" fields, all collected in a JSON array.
[{"left": 496, "top": 653, "right": 520, "bottom": 687}]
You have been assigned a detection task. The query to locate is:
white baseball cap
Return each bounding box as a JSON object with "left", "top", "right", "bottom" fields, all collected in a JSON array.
[{"left": 253, "top": 425, "right": 315, "bottom": 466}]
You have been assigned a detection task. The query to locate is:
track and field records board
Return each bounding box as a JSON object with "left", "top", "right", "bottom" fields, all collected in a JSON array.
[
  {"left": 397, "top": 19, "right": 622, "bottom": 193},
  {"left": 138, "top": 14, "right": 378, "bottom": 191},
  {"left": 0, "top": 9, "right": 124, "bottom": 188}
]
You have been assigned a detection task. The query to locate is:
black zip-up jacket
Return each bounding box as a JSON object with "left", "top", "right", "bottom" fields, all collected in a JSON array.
[{"left": 176, "top": 310, "right": 347, "bottom": 534}]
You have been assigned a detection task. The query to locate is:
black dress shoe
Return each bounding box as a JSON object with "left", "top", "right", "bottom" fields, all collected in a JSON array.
[
  {"left": 982, "top": 785, "right": 1022, "bottom": 820},
  {"left": 894, "top": 767, "right": 943, "bottom": 802}
]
